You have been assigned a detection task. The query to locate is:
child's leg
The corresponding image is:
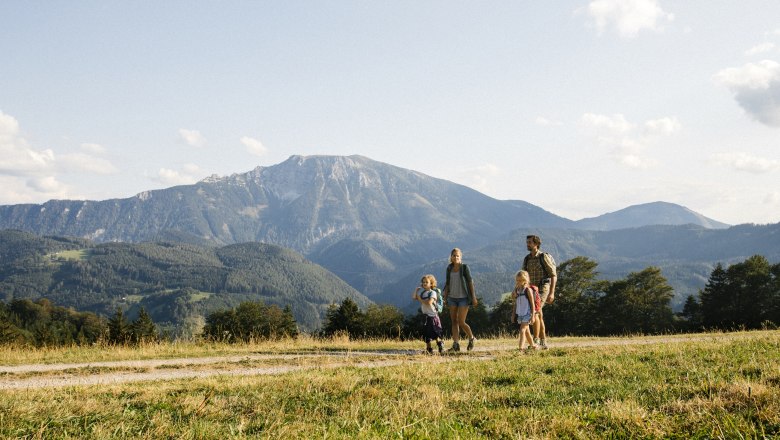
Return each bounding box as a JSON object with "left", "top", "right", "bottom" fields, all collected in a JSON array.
[
  {"left": 524, "top": 327, "right": 536, "bottom": 348},
  {"left": 519, "top": 323, "right": 529, "bottom": 349}
]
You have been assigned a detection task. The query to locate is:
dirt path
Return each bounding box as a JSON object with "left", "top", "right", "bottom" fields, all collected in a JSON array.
[{"left": 0, "top": 334, "right": 732, "bottom": 390}]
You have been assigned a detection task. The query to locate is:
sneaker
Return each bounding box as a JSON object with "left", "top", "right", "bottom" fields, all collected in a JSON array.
[
  {"left": 437, "top": 341, "right": 444, "bottom": 354},
  {"left": 467, "top": 337, "right": 476, "bottom": 351},
  {"left": 533, "top": 337, "right": 541, "bottom": 345},
  {"left": 448, "top": 341, "right": 461, "bottom": 352},
  {"left": 540, "top": 340, "right": 548, "bottom": 350}
]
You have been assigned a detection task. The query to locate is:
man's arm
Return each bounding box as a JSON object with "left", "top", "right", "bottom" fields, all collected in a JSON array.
[{"left": 547, "top": 275, "right": 557, "bottom": 303}]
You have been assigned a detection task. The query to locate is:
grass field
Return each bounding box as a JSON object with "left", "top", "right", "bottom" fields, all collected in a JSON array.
[{"left": 1, "top": 331, "right": 778, "bottom": 439}]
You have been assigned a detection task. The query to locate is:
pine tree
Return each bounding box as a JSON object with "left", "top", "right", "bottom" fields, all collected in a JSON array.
[
  {"left": 107, "top": 308, "right": 130, "bottom": 345},
  {"left": 131, "top": 307, "right": 157, "bottom": 344}
]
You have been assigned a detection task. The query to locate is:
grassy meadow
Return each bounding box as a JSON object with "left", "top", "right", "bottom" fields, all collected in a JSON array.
[{"left": 1, "top": 331, "right": 779, "bottom": 439}]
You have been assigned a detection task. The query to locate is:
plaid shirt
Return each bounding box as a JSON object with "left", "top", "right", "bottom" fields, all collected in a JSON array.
[{"left": 523, "top": 251, "right": 557, "bottom": 287}]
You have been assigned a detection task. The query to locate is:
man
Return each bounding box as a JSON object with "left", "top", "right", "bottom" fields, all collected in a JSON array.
[{"left": 522, "top": 235, "right": 557, "bottom": 349}]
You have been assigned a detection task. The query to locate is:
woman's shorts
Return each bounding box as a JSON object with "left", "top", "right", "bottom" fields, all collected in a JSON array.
[
  {"left": 517, "top": 312, "right": 532, "bottom": 324},
  {"left": 448, "top": 297, "right": 470, "bottom": 307}
]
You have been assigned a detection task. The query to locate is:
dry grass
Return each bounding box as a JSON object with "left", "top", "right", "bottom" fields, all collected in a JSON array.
[{"left": 0, "top": 330, "right": 778, "bottom": 439}]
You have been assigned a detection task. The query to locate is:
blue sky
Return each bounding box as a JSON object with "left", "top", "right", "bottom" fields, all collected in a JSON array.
[{"left": 1, "top": 1, "right": 779, "bottom": 225}]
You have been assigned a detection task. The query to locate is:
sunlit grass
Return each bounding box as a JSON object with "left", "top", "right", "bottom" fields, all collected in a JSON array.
[{"left": 1, "top": 330, "right": 778, "bottom": 438}]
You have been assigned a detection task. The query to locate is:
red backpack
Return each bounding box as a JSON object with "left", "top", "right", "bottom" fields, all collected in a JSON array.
[{"left": 528, "top": 285, "right": 541, "bottom": 312}]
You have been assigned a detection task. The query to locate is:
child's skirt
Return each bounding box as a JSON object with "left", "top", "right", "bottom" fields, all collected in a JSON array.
[{"left": 423, "top": 314, "right": 443, "bottom": 342}]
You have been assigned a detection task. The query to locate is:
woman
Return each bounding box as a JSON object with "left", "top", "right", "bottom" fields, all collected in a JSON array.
[{"left": 442, "top": 248, "right": 478, "bottom": 351}]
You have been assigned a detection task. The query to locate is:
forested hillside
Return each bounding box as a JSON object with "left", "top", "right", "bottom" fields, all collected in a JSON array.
[
  {"left": 0, "top": 230, "right": 369, "bottom": 332},
  {"left": 377, "top": 223, "right": 780, "bottom": 310}
]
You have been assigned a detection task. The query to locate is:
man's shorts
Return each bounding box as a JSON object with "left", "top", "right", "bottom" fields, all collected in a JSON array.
[{"left": 539, "top": 283, "right": 551, "bottom": 309}]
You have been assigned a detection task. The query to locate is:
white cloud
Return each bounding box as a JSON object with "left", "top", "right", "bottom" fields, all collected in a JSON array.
[
  {"left": 80, "top": 143, "right": 106, "bottom": 154},
  {"left": 534, "top": 116, "right": 563, "bottom": 127},
  {"left": 27, "top": 175, "right": 65, "bottom": 193},
  {"left": 59, "top": 153, "right": 118, "bottom": 175},
  {"left": 765, "top": 191, "right": 780, "bottom": 205},
  {"left": 711, "top": 152, "right": 780, "bottom": 173},
  {"left": 451, "top": 163, "right": 502, "bottom": 196},
  {"left": 746, "top": 43, "right": 776, "bottom": 56},
  {"left": 178, "top": 129, "right": 207, "bottom": 147},
  {"left": 0, "top": 110, "right": 56, "bottom": 175},
  {"left": 586, "top": 0, "right": 674, "bottom": 38},
  {"left": 581, "top": 113, "right": 634, "bottom": 134},
  {"left": 156, "top": 163, "right": 203, "bottom": 186},
  {"left": 644, "top": 117, "right": 681, "bottom": 135},
  {"left": 580, "top": 113, "right": 678, "bottom": 168},
  {"left": 714, "top": 60, "right": 780, "bottom": 127},
  {"left": 241, "top": 136, "right": 268, "bottom": 157}
]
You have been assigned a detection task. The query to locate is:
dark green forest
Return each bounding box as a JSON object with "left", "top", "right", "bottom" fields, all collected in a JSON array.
[{"left": 0, "top": 229, "right": 369, "bottom": 332}]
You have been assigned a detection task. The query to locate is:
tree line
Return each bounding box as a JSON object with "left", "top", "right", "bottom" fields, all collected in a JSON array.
[
  {"left": 2, "top": 255, "right": 777, "bottom": 347},
  {"left": 320, "top": 255, "right": 779, "bottom": 339}
]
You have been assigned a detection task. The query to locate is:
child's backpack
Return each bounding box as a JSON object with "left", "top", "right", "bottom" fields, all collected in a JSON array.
[
  {"left": 432, "top": 287, "right": 444, "bottom": 313},
  {"left": 528, "top": 284, "right": 541, "bottom": 312},
  {"left": 421, "top": 287, "right": 444, "bottom": 314}
]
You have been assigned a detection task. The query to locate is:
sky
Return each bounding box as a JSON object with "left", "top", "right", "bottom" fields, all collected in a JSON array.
[{"left": 1, "top": 1, "right": 779, "bottom": 225}]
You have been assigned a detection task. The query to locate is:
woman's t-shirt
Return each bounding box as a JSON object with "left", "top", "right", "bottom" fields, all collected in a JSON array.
[{"left": 448, "top": 269, "right": 467, "bottom": 299}]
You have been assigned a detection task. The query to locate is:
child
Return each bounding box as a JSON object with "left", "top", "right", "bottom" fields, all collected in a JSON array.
[
  {"left": 512, "top": 270, "right": 538, "bottom": 352},
  {"left": 412, "top": 274, "right": 444, "bottom": 354}
]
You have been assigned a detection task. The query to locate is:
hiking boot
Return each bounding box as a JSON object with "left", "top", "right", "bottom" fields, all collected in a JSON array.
[
  {"left": 437, "top": 341, "right": 444, "bottom": 354},
  {"left": 448, "top": 341, "right": 461, "bottom": 352},
  {"left": 467, "top": 337, "right": 476, "bottom": 351}
]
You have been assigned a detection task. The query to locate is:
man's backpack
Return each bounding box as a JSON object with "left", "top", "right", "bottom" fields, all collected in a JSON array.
[{"left": 523, "top": 252, "right": 556, "bottom": 280}]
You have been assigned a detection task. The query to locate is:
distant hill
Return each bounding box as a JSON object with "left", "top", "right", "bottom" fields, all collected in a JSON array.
[
  {"left": 574, "top": 201, "right": 730, "bottom": 230},
  {"left": 0, "top": 230, "right": 369, "bottom": 331},
  {"left": 377, "top": 222, "right": 780, "bottom": 311}
]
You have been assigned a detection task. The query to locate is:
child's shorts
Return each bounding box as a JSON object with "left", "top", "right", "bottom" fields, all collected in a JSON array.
[
  {"left": 516, "top": 312, "right": 532, "bottom": 325},
  {"left": 423, "top": 315, "right": 443, "bottom": 342}
]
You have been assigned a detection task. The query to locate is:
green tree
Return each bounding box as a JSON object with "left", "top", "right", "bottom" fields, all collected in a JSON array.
[
  {"left": 699, "top": 263, "right": 730, "bottom": 329},
  {"left": 679, "top": 294, "right": 703, "bottom": 331},
  {"left": 545, "top": 256, "right": 608, "bottom": 336},
  {"left": 131, "top": 307, "right": 158, "bottom": 343},
  {"left": 488, "top": 294, "right": 516, "bottom": 336},
  {"left": 598, "top": 267, "right": 675, "bottom": 335},
  {"left": 107, "top": 308, "right": 130, "bottom": 345},
  {"left": 362, "top": 304, "right": 404, "bottom": 339},
  {"left": 700, "top": 256, "right": 780, "bottom": 330},
  {"left": 322, "top": 298, "right": 365, "bottom": 338}
]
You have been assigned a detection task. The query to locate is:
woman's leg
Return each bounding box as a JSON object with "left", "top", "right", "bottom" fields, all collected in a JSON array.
[
  {"left": 457, "top": 306, "right": 474, "bottom": 339},
  {"left": 449, "top": 305, "right": 460, "bottom": 343}
]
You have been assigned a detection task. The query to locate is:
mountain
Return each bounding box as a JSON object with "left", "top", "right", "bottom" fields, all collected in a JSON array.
[
  {"left": 0, "top": 229, "right": 369, "bottom": 331},
  {"left": 0, "top": 155, "right": 571, "bottom": 295},
  {"left": 0, "top": 154, "right": 737, "bottom": 301},
  {"left": 574, "top": 201, "right": 730, "bottom": 230}
]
